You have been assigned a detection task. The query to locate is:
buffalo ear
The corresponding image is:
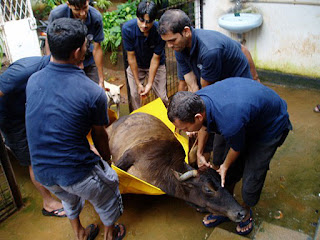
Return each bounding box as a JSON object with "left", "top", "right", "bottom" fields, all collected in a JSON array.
[
  {"left": 172, "top": 169, "right": 182, "bottom": 181},
  {"left": 181, "top": 182, "right": 194, "bottom": 189}
]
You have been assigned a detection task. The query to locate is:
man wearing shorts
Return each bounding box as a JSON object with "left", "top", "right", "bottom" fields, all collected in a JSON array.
[{"left": 26, "top": 18, "right": 125, "bottom": 240}]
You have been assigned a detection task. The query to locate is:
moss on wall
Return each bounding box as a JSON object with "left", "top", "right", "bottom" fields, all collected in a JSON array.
[{"left": 255, "top": 59, "right": 320, "bottom": 79}]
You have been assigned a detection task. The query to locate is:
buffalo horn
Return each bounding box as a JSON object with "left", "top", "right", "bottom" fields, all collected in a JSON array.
[{"left": 179, "top": 170, "right": 198, "bottom": 181}]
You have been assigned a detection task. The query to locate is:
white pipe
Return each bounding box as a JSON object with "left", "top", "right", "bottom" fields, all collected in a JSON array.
[{"left": 244, "top": 0, "right": 320, "bottom": 6}]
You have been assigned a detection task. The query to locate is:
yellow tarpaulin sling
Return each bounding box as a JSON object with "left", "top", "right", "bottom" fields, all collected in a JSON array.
[{"left": 89, "top": 99, "right": 189, "bottom": 195}]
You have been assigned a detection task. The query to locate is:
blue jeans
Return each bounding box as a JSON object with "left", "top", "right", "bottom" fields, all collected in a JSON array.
[{"left": 1, "top": 123, "right": 30, "bottom": 166}]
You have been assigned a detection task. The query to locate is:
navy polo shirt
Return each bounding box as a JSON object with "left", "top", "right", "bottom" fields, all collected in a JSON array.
[
  {"left": 26, "top": 62, "right": 109, "bottom": 187},
  {"left": 0, "top": 56, "right": 50, "bottom": 129},
  {"left": 176, "top": 28, "right": 252, "bottom": 88},
  {"left": 196, "top": 78, "right": 291, "bottom": 152},
  {"left": 122, "top": 19, "right": 166, "bottom": 68},
  {"left": 48, "top": 4, "right": 104, "bottom": 67}
]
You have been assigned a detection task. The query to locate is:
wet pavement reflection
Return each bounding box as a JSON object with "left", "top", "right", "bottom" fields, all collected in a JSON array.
[{"left": 0, "top": 82, "right": 319, "bottom": 239}]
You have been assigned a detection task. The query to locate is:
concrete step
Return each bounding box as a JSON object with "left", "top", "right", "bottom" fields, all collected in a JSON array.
[
  {"left": 207, "top": 221, "right": 314, "bottom": 240},
  {"left": 207, "top": 227, "right": 249, "bottom": 240},
  {"left": 254, "top": 221, "right": 312, "bottom": 240}
]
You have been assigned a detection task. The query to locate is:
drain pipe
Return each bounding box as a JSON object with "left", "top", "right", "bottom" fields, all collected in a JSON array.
[{"left": 243, "top": 0, "right": 320, "bottom": 6}]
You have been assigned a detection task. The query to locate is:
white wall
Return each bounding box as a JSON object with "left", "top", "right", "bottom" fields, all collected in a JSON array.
[{"left": 199, "top": 0, "right": 320, "bottom": 78}]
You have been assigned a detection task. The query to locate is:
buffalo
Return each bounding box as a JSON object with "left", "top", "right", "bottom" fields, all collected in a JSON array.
[{"left": 107, "top": 112, "right": 246, "bottom": 222}]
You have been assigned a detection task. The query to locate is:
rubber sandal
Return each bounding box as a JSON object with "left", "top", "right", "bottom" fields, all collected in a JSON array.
[
  {"left": 314, "top": 104, "right": 320, "bottom": 113},
  {"left": 114, "top": 223, "right": 126, "bottom": 240},
  {"left": 236, "top": 209, "right": 254, "bottom": 236},
  {"left": 41, "top": 208, "right": 67, "bottom": 218},
  {"left": 202, "top": 214, "right": 230, "bottom": 228},
  {"left": 86, "top": 224, "right": 99, "bottom": 240}
]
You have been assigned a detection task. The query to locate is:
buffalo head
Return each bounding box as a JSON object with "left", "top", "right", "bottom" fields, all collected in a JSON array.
[{"left": 173, "top": 168, "right": 246, "bottom": 222}]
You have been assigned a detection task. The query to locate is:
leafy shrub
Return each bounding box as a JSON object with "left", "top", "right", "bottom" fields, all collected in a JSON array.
[
  {"left": 94, "top": 0, "right": 112, "bottom": 11},
  {"left": 101, "top": 0, "right": 138, "bottom": 65}
]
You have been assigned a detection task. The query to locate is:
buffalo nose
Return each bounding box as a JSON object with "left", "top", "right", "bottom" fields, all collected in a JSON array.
[{"left": 238, "top": 209, "right": 247, "bottom": 220}]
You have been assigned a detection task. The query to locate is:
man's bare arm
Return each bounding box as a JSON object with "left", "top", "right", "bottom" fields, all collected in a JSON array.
[
  {"left": 141, "top": 53, "right": 161, "bottom": 96},
  {"left": 241, "top": 44, "right": 260, "bottom": 82},
  {"left": 127, "top": 51, "right": 144, "bottom": 94},
  {"left": 93, "top": 42, "right": 105, "bottom": 87},
  {"left": 184, "top": 71, "right": 199, "bottom": 92},
  {"left": 91, "top": 125, "right": 111, "bottom": 164}
]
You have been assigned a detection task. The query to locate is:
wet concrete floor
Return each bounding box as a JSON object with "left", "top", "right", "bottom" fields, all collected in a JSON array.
[{"left": 0, "top": 82, "right": 319, "bottom": 240}]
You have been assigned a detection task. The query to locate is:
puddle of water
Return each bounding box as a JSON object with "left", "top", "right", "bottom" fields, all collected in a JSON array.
[{"left": 0, "top": 83, "right": 319, "bottom": 239}]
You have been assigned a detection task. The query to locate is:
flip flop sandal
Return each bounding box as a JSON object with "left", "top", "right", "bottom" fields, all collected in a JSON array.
[
  {"left": 86, "top": 224, "right": 99, "bottom": 240},
  {"left": 314, "top": 104, "right": 320, "bottom": 113},
  {"left": 202, "top": 214, "right": 230, "bottom": 228},
  {"left": 114, "top": 223, "right": 126, "bottom": 240},
  {"left": 236, "top": 209, "right": 254, "bottom": 236},
  {"left": 42, "top": 208, "right": 67, "bottom": 218}
]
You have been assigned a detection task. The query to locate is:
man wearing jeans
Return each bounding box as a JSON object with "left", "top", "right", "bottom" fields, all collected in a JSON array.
[
  {"left": 167, "top": 78, "right": 291, "bottom": 236},
  {"left": 0, "top": 55, "right": 67, "bottom": 217}
]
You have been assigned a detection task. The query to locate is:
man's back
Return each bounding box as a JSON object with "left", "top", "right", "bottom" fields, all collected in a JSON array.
[
  {"left": 197, "top": 78, "right": 290, "bottom": 151},
  {"left": 26, "top": 62, "right": 108, "bottom": 187},
  {"left": 0, "top": 56, "right": 50, "bottom": 128},
  {"left": 176, "top": 29, "right": 252, "bottom": 87}
]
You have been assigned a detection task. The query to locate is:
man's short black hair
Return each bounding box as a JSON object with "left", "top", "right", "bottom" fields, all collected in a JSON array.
[
  {"left": 47, "top": 18, "right": 87, "bottom": 61},
  {"left": 68, "top": 0, "right": 87, "bottom": 8},
  {"left": 167, "top": 91, "right": 205, "bottom": 123},
  {"left": 159, "top": 9, "right": 191, "bottom": 35},
  {"left": 136, "top": 1, "right": 157, "bottom": 22}
]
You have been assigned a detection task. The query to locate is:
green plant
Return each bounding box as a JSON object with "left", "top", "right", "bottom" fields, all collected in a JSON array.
[
  {"left": 32, "top": 0, "right": 66, "bottom": 20},
  {"left": 101, "top": 0, "right": 138, "bottom": 65},
  {"left": 95, "top": 0, "right": 112, "bottom": 11}
]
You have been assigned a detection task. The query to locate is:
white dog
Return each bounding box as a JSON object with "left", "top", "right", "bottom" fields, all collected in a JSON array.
[{"left": 104, "top": 81, "right": 124, "bottom": 117}]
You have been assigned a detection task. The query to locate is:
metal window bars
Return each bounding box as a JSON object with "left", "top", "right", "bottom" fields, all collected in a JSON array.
[
  {"left": 0, "top": 0, "right": 32, "bottom": 22},
  {"left": 0, "top": 134, "right": 23, "bottom": 223}
]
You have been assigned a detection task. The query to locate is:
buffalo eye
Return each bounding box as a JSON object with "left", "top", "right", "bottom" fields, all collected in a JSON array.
[
  {"left": 204, "top": 186, "right": 212, "bottom": 193},
  {"left": 203, "top": 185, "right": 216, "bottom": 195}
]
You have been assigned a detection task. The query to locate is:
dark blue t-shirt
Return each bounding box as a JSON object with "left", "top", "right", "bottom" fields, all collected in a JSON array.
[
  {"left": 0, "top": 56, "right": 50, "bottom": 129},
  {"left": 48, "top": 4, "right": 104, "bottom": 67},
  {"left": 26, "top": 62, "right": 109, "bottom": 187},
  {"left": 176, "top": 28, "right": 252, "bottom": 88},
  {"left": 122, "top": 19, "right": 166, "bottom": 68},
  {"left": 196, "top": 78, "right": 291, "bottom": 151}
]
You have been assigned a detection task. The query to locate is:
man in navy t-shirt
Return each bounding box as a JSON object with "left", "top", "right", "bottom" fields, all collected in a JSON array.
[
  {"left": 0, "top": 55, "right": 68, "bottom": 217},
  {"left": 26, "top": 18, "right": 125, "bottom": 240},
  {"left": 167, "top": 78, "right": 291, "bottom": 236},
  {"left": 159, "top": 9, "right": 259, "bottom": 91},
  {"left": 47, "top": 0, "right": 105, "bottom": 87},
  {"left": 122, "top": 0, "right": 168, "bottom": 110}
]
